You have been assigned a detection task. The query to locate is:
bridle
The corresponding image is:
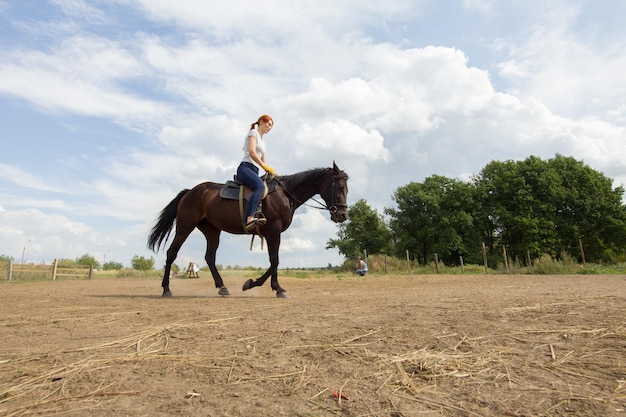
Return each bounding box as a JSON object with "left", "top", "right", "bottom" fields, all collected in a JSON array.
[
  {"left": 324, "top": 174, "right": 348, "bottom": 214},
  {"left": 309, "top": 173, "right": 348, "bottom": 214}
]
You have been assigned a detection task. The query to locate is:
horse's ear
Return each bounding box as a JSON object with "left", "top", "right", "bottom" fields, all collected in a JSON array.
[{"left": 333, "top": 161, "right": 339, "bottom": 172}]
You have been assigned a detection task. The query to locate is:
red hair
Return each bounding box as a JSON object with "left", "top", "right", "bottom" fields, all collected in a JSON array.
[{"left": 250, "top": 114, "right": 273, "bottom": 129}]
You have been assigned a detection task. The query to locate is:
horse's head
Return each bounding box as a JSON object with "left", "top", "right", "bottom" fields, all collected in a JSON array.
[{"left": 320, "top": 162, "right": 349, "bottom": 223}]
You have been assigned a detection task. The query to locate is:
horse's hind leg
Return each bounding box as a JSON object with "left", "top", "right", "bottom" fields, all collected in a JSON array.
[
  {"left": 198, "top": 222, "right": 229, "bottom": 296},
  {"left": 161, "top": 224, "right": 195, "bottom": 297}
]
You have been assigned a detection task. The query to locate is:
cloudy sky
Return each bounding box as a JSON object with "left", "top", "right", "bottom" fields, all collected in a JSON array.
[{"left": 1, "top": 0, "right": 625, "bottom": 270}]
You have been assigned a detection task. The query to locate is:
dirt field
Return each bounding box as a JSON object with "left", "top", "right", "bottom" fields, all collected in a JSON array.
[{"left": 0, "top": 272, "right": 624, "bottom": 417}]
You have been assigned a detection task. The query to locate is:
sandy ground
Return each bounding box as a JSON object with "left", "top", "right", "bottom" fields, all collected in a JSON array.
[{"left": 0, "top": 272, "right": 624, "bottom": 417}]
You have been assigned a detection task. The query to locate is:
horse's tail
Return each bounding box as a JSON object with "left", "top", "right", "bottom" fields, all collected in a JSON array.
[{"left": 147, "top": 189, "right": 189, "bottom": 252}]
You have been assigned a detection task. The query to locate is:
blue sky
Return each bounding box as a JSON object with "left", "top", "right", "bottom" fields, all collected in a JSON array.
[{"left": 1, "top": 0, "right": 625, "bottom": 269}]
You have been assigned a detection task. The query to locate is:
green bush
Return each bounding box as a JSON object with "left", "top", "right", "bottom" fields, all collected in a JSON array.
[{"left": 528, "top": 253, "right": 580, "bottom": 274}]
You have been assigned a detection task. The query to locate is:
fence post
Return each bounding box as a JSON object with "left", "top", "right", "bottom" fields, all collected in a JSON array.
[
  {"left": 434, "top": 253, "right": 439, "bottom": 274},
  {"left": 482, "top": 242, "right": 488, "bottom": 273},
  {"left": 406, "top": 250, "right": 410, "bottom": 273},
  {"left": 460, "top": 256, "right": 465, "bottom": 275},
  {"left": 8, "top": 259, "right": 12, "bottom": 281},
  {"left": 578, "top": 239, "right": 586, "bottom": 267},
  {"left": 52, "top": 259, "right": 58, "bottom": 281},
  {"left": 503, "top": 245, "right": 510, "bottom": 273},
  {"left": 88, "top": 265, "right": 93, "bottom": 280},
  {"left": 384, "top": 254, "right": 388, "bottom": 274}
]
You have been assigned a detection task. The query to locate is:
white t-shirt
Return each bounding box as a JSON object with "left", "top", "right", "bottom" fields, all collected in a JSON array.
[{"left": 241, "top": 128, "right": 266, "bottom": 169}]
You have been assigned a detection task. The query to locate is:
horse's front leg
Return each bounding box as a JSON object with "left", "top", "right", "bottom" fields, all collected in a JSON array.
[
  {"left": 241, "top": 267, "right": 286, "bottom": 297},
  {"left": 267, "top": 234, "right": 287, "bottom": 297},
  {"left": 242, "top": 232, "right": 287, "bottom": 297},
  {"left": 242, "top": 268, "right": 271, "bottom": 291}
]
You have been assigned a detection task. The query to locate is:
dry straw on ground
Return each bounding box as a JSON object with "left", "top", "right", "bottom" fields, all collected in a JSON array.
[{"left": 1, "top": 274, "right": 624, "bottom": 416}]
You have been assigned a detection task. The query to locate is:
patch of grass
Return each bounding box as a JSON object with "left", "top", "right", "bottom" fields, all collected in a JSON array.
[
  {"left": 576, "top": 263, "right": 626, "bottom": 275},
  {"left": 280, "top": 269, "right": 332, "bottom": 279},
  {"left": 114, "top": 269, "right": 162, "bottom": 279}
]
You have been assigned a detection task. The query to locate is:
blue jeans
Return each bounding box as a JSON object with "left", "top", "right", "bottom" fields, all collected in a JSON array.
[{"left": 237, "top": 162, "right": 264, "bottom": 219}]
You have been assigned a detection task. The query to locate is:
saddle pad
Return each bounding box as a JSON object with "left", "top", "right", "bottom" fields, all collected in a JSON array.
[{"left": 219, "top": 182, "right": 245, "bottom": 200}]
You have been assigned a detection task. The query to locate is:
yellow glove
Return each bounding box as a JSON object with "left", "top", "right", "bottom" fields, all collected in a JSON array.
[{"left": 262, "top": 164, "right": 276, "bottom": 175}]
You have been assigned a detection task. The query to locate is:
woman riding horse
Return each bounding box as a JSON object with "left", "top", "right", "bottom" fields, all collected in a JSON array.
[{"left": 148, "top": 162, "right": 349, "bottom": 298}]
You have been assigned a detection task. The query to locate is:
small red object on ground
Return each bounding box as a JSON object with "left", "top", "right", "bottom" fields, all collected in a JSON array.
[{"left": 332, "top": 390, "right": 349, "bottom": 401}]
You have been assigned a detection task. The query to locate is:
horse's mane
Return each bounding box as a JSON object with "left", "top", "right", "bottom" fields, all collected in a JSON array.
[
  {"left": 279, "top": 167, "right": 329, "bottom": 189},
  {"left": 275, "top": 166, "right": 349, "bottom": 197}
]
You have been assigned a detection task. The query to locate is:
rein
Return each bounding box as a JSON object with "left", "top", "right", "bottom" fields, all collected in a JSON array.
[{"left": 273, "top": 172, "right": 347, "bottom": 214}]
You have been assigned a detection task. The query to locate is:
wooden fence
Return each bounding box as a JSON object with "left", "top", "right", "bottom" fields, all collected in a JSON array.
[
  {"left": 2, "top": 259, "right": 93, "bottom": 281},
  {"left": 365, "top": 238, "right": 589, "bottom": 274}
]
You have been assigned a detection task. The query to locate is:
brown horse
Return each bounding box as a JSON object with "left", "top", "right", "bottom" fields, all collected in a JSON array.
[{"left": 147, "top": 162, "right": 349, "bottom": 297}]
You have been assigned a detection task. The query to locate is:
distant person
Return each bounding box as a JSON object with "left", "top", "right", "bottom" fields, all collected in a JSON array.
[
  {"left": 236, "top": 114, "right": 276, "bottom": 231},
  {"left": 187, "top": 262, "right": 199, "bottom": 278},
  {"left": 354, "top": 256, "right": 368, "bottom": 276}
]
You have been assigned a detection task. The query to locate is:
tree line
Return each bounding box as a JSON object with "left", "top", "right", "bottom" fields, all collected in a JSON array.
[{"left": 327, "top": 155, "right": 626, "bottom": 266}]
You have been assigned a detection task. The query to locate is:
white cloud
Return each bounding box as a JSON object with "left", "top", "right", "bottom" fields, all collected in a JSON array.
[
  {"left": 296, "top": 119, "right": 391, "bottom": 163},
  {"left": 0, "top": 208, "right": 94, "bottom": 261},
  {"left": 495, "top": 3, "right": 626, "bottom": 121},
  {"left": 463, "top": 0, "right": 494, "bottom": 13},
  {"left": 0, "top": 163, "right": 68, "bottom": 192},
  {"left": 52, "top": 0, "right": 106, "bottom": 23},
  {"left": 1, "top": 1, "right": 625, "bottom": 269},
  {"left": 0, "top": 36, "right": 168, "bottom": 128},
  {"left": 125, "top": 0, "right": 418, "bottom": 35}
]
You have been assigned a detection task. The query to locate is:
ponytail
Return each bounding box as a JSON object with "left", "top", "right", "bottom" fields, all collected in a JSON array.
[{"left": 250, "top": 114, "right": 273, "bottom": 130}]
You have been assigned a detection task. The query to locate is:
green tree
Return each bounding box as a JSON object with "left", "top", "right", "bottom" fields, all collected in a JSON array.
[
  {"left": 76, "top": 253, "right": 101, "bottom": 269},
  {"left": 0, "top": 254, "right": 13, "bottom": 263},
  {"left": 386, "top": 175, "right": 480, "bottom": 265},
  {"left": 326, "top": 199, "right": 391, "bottom": 259},
  {"left": 102, "top": 261, "right": 124, "bottom": 270},
  {"left": 131, "top": 255, "right": 155, "bottom": 271},
  {"left": 474, "top": 155, "right": 626, "bottom": 263},
  {"left": 547, "top": 155, "right": 626, "bottom": 261},
  {"left": 475, "top": 158, "right": 548, "bottom": 259}
]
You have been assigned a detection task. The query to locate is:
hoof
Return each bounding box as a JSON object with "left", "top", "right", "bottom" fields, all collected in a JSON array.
[
  {"left": 218, "top": 287, "right": 230, "bottom": 296},
  {"left": 276, "top": 291, "right": 290, "bottom": 299},
  {"left": 242, "top": 279, "right": 254, "bottom": 291},
  {"left": 162, "top": 291, "right": 173, "bottom": 298}
]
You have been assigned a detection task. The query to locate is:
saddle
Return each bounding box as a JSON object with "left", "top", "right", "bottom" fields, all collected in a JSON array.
[
  {"left": 220, "top": 174, "right": 279, "bottom": 239},
  {"left": 219, "top": 174, "right": 278, "bottom": 201},
  {"left": 219, "top": 174, "right": 279, "bottom": 247}
]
